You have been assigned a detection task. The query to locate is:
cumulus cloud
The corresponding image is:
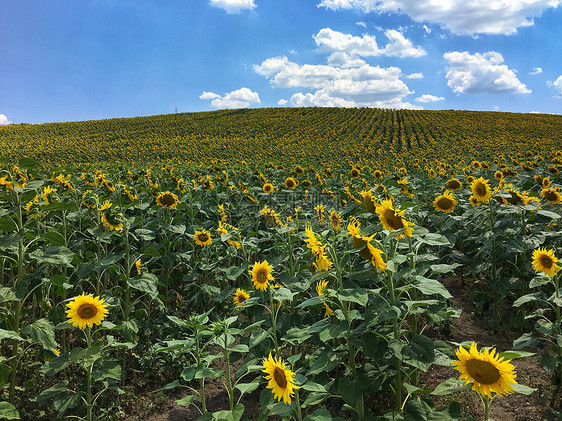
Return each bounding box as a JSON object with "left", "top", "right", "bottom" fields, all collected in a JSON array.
[
  {"left": 317, "top": 0, "right": 561, "bottom": 35},
  {"left": 314, "top": 27, "right": 426, "bottom": 58},
  {"left": 254, "top": 55, "right": 421, "bottom": 109},
  {"left": 407, "top": 72, "right": 424, "bottom": 79},
  {"left": 0, "top": 114, "right": 12, "bottom": 125},
  {"left": 327, "top": 52, "right": 367, "bottom": 68},
  {"left": 199, "top": 87, "right": 260, "bottom": 108},
  {"left": 209, "top": 0, "right": 256, "bottom": 14},
  {"left": 548, "top": 75, "right": 562, "bottom": 97},
  {"left": 530, "top": 67, "right": 543, "bottom": 75},
  {"left": 278, "top": 99, "right": 288, "bottom": 105},
  {"left": 415, "top": 94, "right": 445, "bottom": 103},
  {"left": 443, "top": 51, "right": 531, "bottom": 94}
]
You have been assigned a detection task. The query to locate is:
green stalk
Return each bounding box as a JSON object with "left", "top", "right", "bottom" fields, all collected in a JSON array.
[
  {"left": 85, "top": 327, "right": 94, "bottom": 421},
  {"left": 224, "top": 332, "right": 234, "bottom": 410},
  {"left": 269, "top": 289, "right": 279, "bottom": 356},
  {"left": 294, "top": 389, "right": 303, "bottom": 421}
]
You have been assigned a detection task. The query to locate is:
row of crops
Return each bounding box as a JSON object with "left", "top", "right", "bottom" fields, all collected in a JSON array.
[{"left": 0, "top": 108, "right": 561, "bottom": 420}]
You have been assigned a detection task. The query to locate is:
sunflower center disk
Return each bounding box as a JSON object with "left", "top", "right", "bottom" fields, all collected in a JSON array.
[
  {"left": 257, "top": 271, "right": 267, "bottom": 283},
  {"left": 540, "top": 256, "right": 553, "bottom": 269},
  {"left": 465, "top": 359, "right": 500, "bottom": 385},
  {"left": 77, "top": 304, "right": 98, "bottom": 320},
  {"left": 273, "top": 367, "right": 288, "bottom": 389},
  {"left": 198, "top": 234, "right": 208, "bottom": 242},
  {"left": 161, "top": 195, "right": 175, "bottom": 205},
  {"left": 384, "top": 210, "right": 404, "bottom": 230},
  {"left": 475, "top": 184, "right": 486, "bottom": 197},
  {"left": 438, "top": 198, "right": 453, "bottom": 210}
]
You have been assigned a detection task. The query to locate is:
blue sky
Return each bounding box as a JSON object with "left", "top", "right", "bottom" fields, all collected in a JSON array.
[{"left": 1, "top": 0, "right": 561, "bottom": 125}]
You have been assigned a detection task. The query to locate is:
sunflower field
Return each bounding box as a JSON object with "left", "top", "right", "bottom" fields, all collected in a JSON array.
[{"left": 0, "top": 107, "right": 562, "bottom": 420}]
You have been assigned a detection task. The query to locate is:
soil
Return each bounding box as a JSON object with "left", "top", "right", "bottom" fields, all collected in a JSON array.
[{"left": 125, "top": 275, "right": 562, "bottom": 421}]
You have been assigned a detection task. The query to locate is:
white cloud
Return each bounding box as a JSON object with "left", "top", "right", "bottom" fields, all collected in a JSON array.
[
  {"left": 423, "top": 25, "right": 431, "bottom": 34},
  {"left": 530, "top": 110, "right": 541, "bottom": 113},
  {"left": 529, "top": 67, "right": 543, "bottom": 75},
  {"left": 327, "top": 52, "right": 367, "bottom": 68},
  {"left": 254, "top": 55, "right": 421, "bottom": 109},
  {"left": 317, "top": 0, "right": 561, "bottom": 35},
  {"left": 548, "top": 75, "right": 562, "bottom": 97},
  {"left": 443, "top": 51, "right": 531, "bottom": 94},
  {"left": 278, "top": 99, "right": 288, "bottom": 105},
  {"left": 415, "top": 94, "right": 445, "bottom": 103},
  {"left": 199, "top": 87, "right": 261, "bottom": 108},
  {"left": 407, "top": 72, "right": 424, "bottom": 79},
  {"left": 0, "top": 114, "right": 12, "bottom": 125},
  {"left": 313, "top": 27, "right": 425, "bottom": 58},
  {"left": 209, "top": 0, "right": 256, "bottom": 14},
  {"left": 356, "top": 21, "right": 366, "bottom": 27}
]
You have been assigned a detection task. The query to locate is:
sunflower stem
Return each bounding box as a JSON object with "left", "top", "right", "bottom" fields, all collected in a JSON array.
[
  {"left": 481, "top": 394, "right": 491, "bottom": 421},
  {"left": 85, "top": 327, "right": 94, "bottom": 421},
  {"left": 223, "top": 332, "right": 234, "bottom": 410},
  {"left": 295, "top": 389, "right": 303, "bottom": 421},
  {"left": 269, "top": 288, "right": 279, "bottom": 356}
]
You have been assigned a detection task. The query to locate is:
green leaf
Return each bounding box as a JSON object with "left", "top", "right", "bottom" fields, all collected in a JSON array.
[
  {"left": 29, "top": 246, "right": 74, "bottom": 266},
  {"left": 296, "top": 296, "right": 324, "bottom": 309},
  {"left": 235, "top": 379, "right": 260, "bottom": 395},
  {"left": 0, "top": 402, "right": 20, "bottom": 420},
  {"left": 414, "top": 276, "right": 452, "bottom": 299},
  {"left": 511, "top": 383, "right": 536, "bottom": 395},
  {"left": 302, "top": 381, "right": 327, "bottom": 393},
  {"left": 0, "top": 218, "right": 16, "bottom": 232},
  {"left": 176, "top": 395, "right": 196, "bottom": 406},
  {"left": 431, "top": 378, "right": 471, "bottom": 395},
  {"left": 272, "top": 287, "right": 295, "bottom": 303},
  {"left": 338, "top": 289, "right": 368, "bottom": 307},
  {"left": 22, "top": 318, "right": 57, "bottom": 350},
  {"left": 513, "top": 292, "right": 543, "bottom": 307},
  {"left": 0, "top": 329, "right": 24, "bottom": 342},
  {"left": 43, "top": 231, "right": 66, "bottom": 246},
  {"left": 181, "top": 366, "right": 223, "bottom": 381},
  {"left": 513, "top": 332, "right": 539, "bottom": 349},
  {"left": 18, "top": 157, "right": 41, "bottom": 170},
  {"left": 210, "top": 403, "right": 245, "bottom": 421},
  {"left": 537, "top": 209, "right": 561, "bottom": 220},
  {"left": 430, "top": 263, "right": 461, "bottom": 274},
  {"left": 92, "top": 361, "right": 121, "bottom": 382},
  {"left": 304, "top": 408, "right": 332, "bottom": 421},
  {"left": 35, "top": 381, "right": 69, "bottom": 403},
  {"left": 128, "top": 273, "right": 159, "bottom": 299},
  {"left": 498, "top": 350, "right": 536, "bottom": 359}
]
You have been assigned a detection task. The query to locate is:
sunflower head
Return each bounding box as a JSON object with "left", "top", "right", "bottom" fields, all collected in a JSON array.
[
  {"left": 375, "top": 199, "right": 413, "bottom": 239},
  {"left": 233, "top": 288, "right": 250, "bottom": 306},
  {"left": 446, "top": 178, "right": 462, "bottom": 191},
  {"left": 316, "top": 279, "right": 329, "bottom": 296},
  {"left": 194, "top": 229, "right": 212, "bottom": 247},
  {"left": 250, "top": 260, "right": 274, "bottom": 291},
  {"left": 350, "top": 168, "right": 360, "bottom": 178},
  {"left": 263, "top": 183, "right": 274, "bottom": 194},
  {"left": 532, "top": 247, "right": 561, "bottom": 277},
  {"left": 541, "top": 188, "right": 562, "bottom": 204},
  {"left": 494, "top": 171, "right": 504, "bottom": 180},
  {"left": 433, "top": 190, "right": 457, "bottom": 213},
  {"left": 66, "top": 293, "right": 109, "bottom": 330},
  {"left": 471, "top": 177, "right": 492, "bottom": 203},
  {"left": 156, "top": 191, "right": 180, "bottom": 208},
  {"left": 262, "top": 353, "right": 300, "bottom": 404},
  {"left": 329, "top": 210, "right": 342, "bottom": 231},
  {"left": 284, "top": 177, "right": 298, "bottom": 190},
  {"left": 452, "top": 342, "right": 517, "bottom": 398}
]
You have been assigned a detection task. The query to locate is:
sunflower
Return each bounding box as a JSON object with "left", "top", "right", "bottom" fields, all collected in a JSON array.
[
  {"left": 156, "top": 191, "right": 180, "bottom": 208},
  {"left": 466, "top": 175, "right": 475, "bottom": 184},
  {"left": 350, "top": 168, "right": 360, "bottom": 178},
  {"left": 284, "top": 177, "right": 298, "bottom": 190},
  {"left": 329, "top": 210, "right": 342, "bottom": 231},
  {"left": 314, "top": 245, "right": 333, "bottom": 271},
  {"left": 542, "top": 177, "right": 551, "bottom": 188},
  {"left": 263, "top": 183, "right": 274, "bottom": 194},
  {"left": 541, "top": 188, "right": 562, "bottom": 204},
  {"left": 471, "top": 177, "right": 492, "bottom": 203},
  {"left": 374, "top": 170, "right": 384, "bottom": 179},
  {"left": 82, "top": 190, "right": 99, "bottom": 209},
  {"left": 66, "top": 293, "right": 109, "bottom": 330},
  {"left": 446, "top": 178, "right": 463, "bottom": 191},
  {"left": 452, "top": 342, "right": 517, "bottom": 398},
  {"left": 135, "top": 259, "right": 142, "bottom": 275},
  {"left": 375, "top": 199, "right": 413, "bottom": 239},
  {"left": 494, "top": 171, "right": 503, "bottom": 181},
  {"left": 532, "top": 247, "right": 561, "bottom": 277},
  {"left": 233, "top": 288, "right": 250, "bottom": 306},
  {"left": 250, "top": 260, "right": 274, "bottom": 291},
  {"left": 194, "top": 229, "right": 212, "bottom": 247},
  {"left": 361, "top": 190, "right": 377, "bottom": 213},
  {"left": 434, "top": 190, "right": 458, "bottom": 213},
  {"left": 262, "top": 353, "right": 300, "bottom": 404},
  {"left": 101, "top": 208, "right": 125, "bottom": 232},
  {"left": 301, "top": 179, "right": 312, "bottom": 188},
  {"left": 469, "top": 195, "right": 481, "bottom": 206}
]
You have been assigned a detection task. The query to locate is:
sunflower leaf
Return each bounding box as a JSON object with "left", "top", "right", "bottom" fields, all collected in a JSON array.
[{"left": 431, "top": 378, "right": 470, "bottom": 395}]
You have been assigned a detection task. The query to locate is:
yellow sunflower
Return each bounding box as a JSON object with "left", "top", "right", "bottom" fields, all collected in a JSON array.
[
  {"left": 284, "top": 177, "right": 298, "bottom": 190},
  {"left": 446, "top": 178, "right": 463, "bottom": 191},
  {"left": 471, "top": 177, "right": 492, "bottom": 203},
  {"left": 532, "top": 247, "right": 561, "bottom": 277},
  {"left": 433, "top": 190, "right": 458, "bottom": 213},
  {"left": 233, "top": 288, "right": 250, "bottom": 306},
  {"left": 469, "top": 195, "right": 481, "bottom": 207},
  {"left": 541, "top": 188, "right": 562, "bottom": 204},
  {"left": 494, "top": 171, "right": 503, "bottom": 181},
  {"left": 263, "top": 183, "right": 274, "bottom": 194},
  {"left": 156, "top": 191, "right": 180, "bottom": 208},
  {"left": 262, "top": 353, "right": 300, "bottom": 404},
  {"left": 361, "top": 190, "right": 377, "bottom": 213},
  {"left": 194, "top": 229, "right": 212, "bottom": 247},
  {"left": 66, "top": 293, "right": 109, "bottom": 330},
  {"left": 329, "top": 210, "right": 342, "bottom": 231},
  {"left": 452, "top": 342, "right": 517, "bottom": 398},
  {"left": 250, "top": 260, "right": 274, "bottom": 291},
  {"left": 375, "top": 199, "right": 413, "bottom": 239}
]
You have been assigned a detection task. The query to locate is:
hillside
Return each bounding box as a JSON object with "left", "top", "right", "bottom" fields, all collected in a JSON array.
[{"left": 1, "top": 107, "right": 561, "bottom": 170}]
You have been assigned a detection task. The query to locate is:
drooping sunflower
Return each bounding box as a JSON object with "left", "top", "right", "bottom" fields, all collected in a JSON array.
[
  {"left": 262, "top": 353, "right": 300, "bottom": 404},
  {"left": 66, "top": 293, "right": 109, "bottom": 330},
  {"left": 471, "top": 177, "right": 492, "bottom": 203},
  {"left": 135, "top": 259, "right": 142, "bottom": 275},
  {"left": 101, "top": 208, "right": 125, "bottom": 232},
  {"left": 433, "top": 190, "right": 458, "bottom": 213},
  {"left": 250, "top": 260, "right": 274, "bottom": 291},
  {"left": 541, "top": 188, "right": 562, "bottom": 204},
  {"left": 360, "top": 190, "right": 377, "bottom": 213},
  {"left": 452, "top": 342, "right": 517, "bottom": 398},
  {"left": 233, "top": 288, "right": 250, "bottom": 306},
  {"left": 156, "top": 191, "right": 180, "bottom": 208},
  {"left": 329, "top": 210, "right": 342, "bottom": 231},
  {"left": 375, "top": 199, "right": 413, "bottom": 239},
  {"left": 194, "top": 229, "right": 212, "bottom": 247},
  {"left": 284, "top": 177, "right": 298, "bottom": 190},
  {"left": 82, "top": 190, "right": 98, "bottom": 209},
  {"left": 446, "top": 178, "right": 463, "bottom": 191},
  {"left": 532, "top": 247, "right": 561, "bottom": 277},
  {"left": 315, "top": 280, "right": 334, "bottom": 317},
  {"left": 263, "top": 183, "right": 274, "bottom": 194}
]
